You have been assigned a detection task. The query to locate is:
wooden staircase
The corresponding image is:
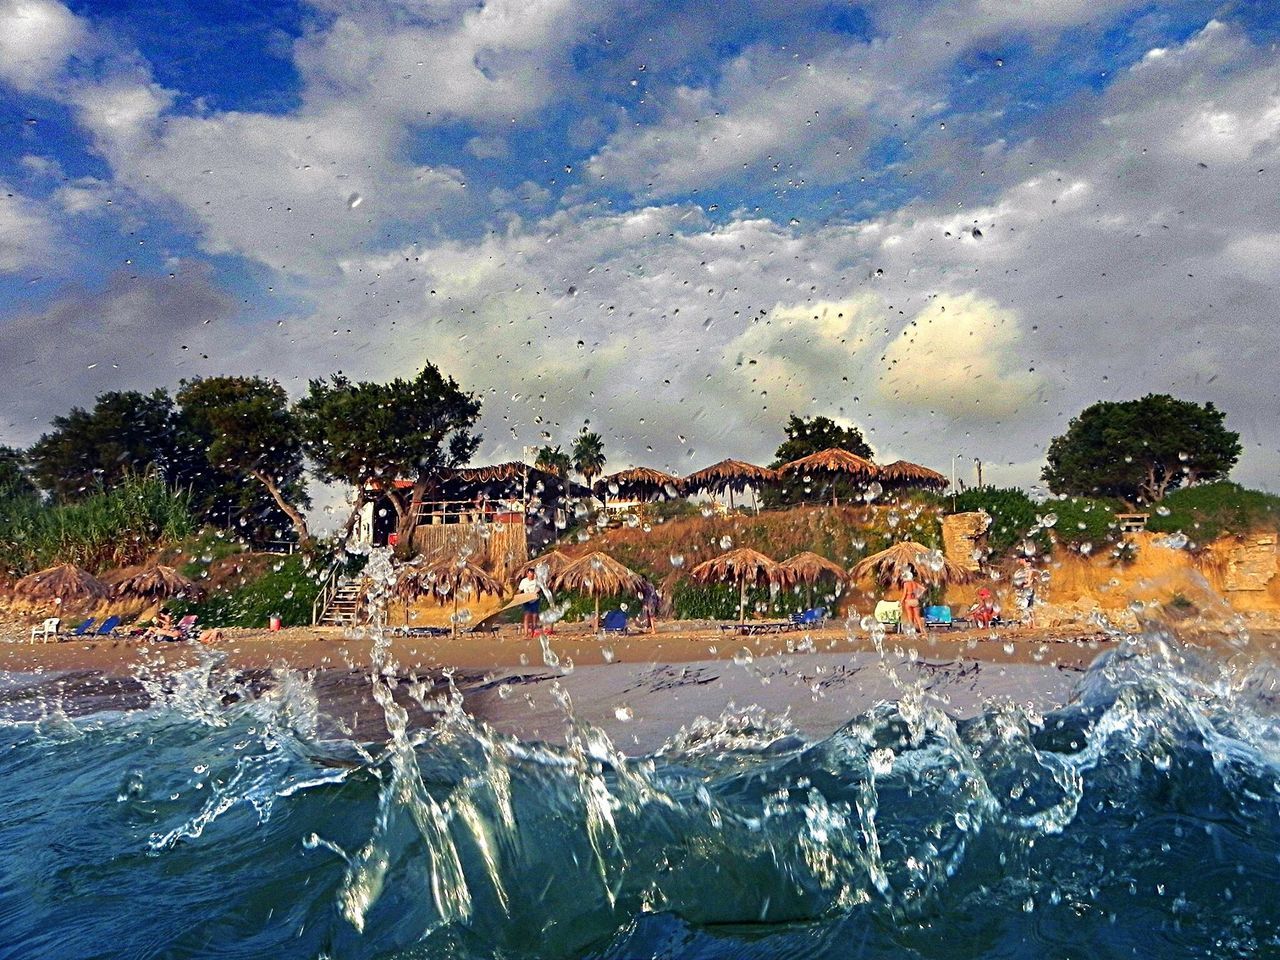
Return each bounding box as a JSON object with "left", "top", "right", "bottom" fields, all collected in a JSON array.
[{"left": 315, "top": 577, "right": 365, "bottom": 627}]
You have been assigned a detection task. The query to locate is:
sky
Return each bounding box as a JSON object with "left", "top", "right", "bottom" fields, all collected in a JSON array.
[{"left": 1, "top": 0, "right": 1279, "bottom": 527}]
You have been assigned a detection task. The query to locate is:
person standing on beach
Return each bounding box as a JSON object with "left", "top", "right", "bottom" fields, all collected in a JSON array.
[
  {"left": 516, "top": 567, "right": 552, "bottom": 636},
  {"left": 899, "top": 571, "right": 925, "bottom": 633},
  {"left": 640, "top": 579, "right": 660, "bottom": 635}
]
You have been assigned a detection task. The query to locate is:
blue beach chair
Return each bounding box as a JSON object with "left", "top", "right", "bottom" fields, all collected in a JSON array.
[
  {"left": 924, "top": 605, "right": 953, "bottom": 629},
  {"left": 94, "top": 615, "right": 122, "bottom": 637},
  {"left": 601, "top": 610, "right": 629, "bottom": 633},
  {"left": 70, "top": 618, "right": 97, "bottom": 636}
]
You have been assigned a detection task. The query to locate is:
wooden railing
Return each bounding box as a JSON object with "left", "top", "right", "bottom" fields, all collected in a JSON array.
[
  {"left": 413, "top": 499, "right": 526, "bottom": 525},
  {"left": 311, "top": 565, "right": 341, "bottom": 626}
]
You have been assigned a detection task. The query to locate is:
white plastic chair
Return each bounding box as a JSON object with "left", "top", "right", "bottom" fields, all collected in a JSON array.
[{"left": 29, "top": 617, "right": 60, "bottom": 642}]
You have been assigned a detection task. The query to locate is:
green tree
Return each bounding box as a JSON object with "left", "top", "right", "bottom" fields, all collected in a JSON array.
[
  {"left": 27, "top": 390, "right": 180, "bottom": 502},
  {"left": 297, "top": 364, "right": 481, "bottom": 550},
  {"left": 534, "top": 444, "right": 572, "bottom": 477},
  {"left": 0, "top": 445, "right": 36, "bottom": 500},
  {"left": 176, "top": 376, "right": 313, "bottom": 548},
  {"left": 571, "top": 430, "right": 606, "bottom": 489},
  {"left": 765, "top": 414, "right": 874, "bottom": 507},
  {"left": 1043, "top": 394, "right": 1241, "bottom": 503}
]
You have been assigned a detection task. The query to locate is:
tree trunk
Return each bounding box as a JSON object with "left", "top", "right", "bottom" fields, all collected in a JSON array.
[
  {"left": 250, "top": 469, "right": 312, "bottom": 549},
  {"left": 393, "top": 476, "right": 432, "bottom": 558},
  {"left": 340, "top": 490, "right": 367, "bottom": 544}
]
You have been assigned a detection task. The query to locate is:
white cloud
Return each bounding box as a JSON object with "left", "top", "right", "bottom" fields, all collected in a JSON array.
[
  {"left": 878, "top": 293, "right": 1044, "bottom": 417},
  {"left": 0, "top": 0, "right": 86, "bottom": 92},
  {"left": 0, "top": 182, "right": 54, "bottom": 273}
]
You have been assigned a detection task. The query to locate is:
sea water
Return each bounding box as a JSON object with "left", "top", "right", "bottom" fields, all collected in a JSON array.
[{"left": 0, "top": 625, "right": 1277, "bottom": 959}]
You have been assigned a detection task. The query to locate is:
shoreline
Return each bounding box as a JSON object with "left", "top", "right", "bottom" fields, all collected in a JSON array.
[
  {"left": 0, "top": 621, "right": 1115, "bottom": 677},
  {"left": 4, "top": 620, "right": 1272, "bottom": 748}
]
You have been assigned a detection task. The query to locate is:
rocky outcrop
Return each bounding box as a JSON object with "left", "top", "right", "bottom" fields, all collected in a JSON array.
[{"left": 942, "top": 511, "right": 991, "bottom": 572}]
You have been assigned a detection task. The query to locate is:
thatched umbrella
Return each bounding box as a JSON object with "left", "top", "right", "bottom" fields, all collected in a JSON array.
[
  {"left": 851, "top": 540, "right": 972, "bottom": 588},
  {"left": 524, "top": 550, "right": 574, "bottom": 584},
  {"left": 14, "top": 564, "right": 108, "bottom": 604},
  {"left": 594, "top": 467, "right": 684, "bottom": 504},
  {"left": 111, "top": 565, "right": 204, "bottom": 602},
  {"left": 417, "top": 556, "right": 505, "bottom": 636},
  {"left": 554, "top": 551, "right": 648, "bottom": 631},
  {"left": 777, "top": 448, "right": 879, "bottom": 505},
  {"left": 779, "top": 552, "right": 847, "bottom": 608},
  {"left": 879, "top": 460, "right": 949, "bottom": 490},
  {"left": 688, "top": 547, "right": 785, "bottom": 625},
  {"left": 683, "top": 459, "right": 778, "bottom": 510}
]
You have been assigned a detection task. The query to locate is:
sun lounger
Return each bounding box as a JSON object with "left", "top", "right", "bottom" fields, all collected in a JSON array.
[
  {"left": 29, "top": 617, "right": 60, "bottom": 643},
  {"left": 924, "top": 605, "right": 955, "bottom": 630},
  {"left": 790, "top": 607, "right": 829, "bottom": 628},
  {"left": 94, "top": 615, "right": 122, "bottom": 637},
  {"left": 70, "top": 617, "right": 97, "bottom": 637},
  {"left": 736, "top": 620, "right": 797, "bottom": 635},
  {"left": 873, "top": 601, "right": 901, "bottom": 625},
  {"left": 602, "top": 610, "right": 629, "bottom": 634}
]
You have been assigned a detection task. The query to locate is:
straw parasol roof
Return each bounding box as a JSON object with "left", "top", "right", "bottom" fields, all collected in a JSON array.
[
  {"left": 594, "top": 467, "right": 685, "bottom": 502},
  {"left": 683, "top": 459, "right": 778, "bottom": 495},
  {"left": 851, "top": 540, "right": 972, "bottom": 587},
  {"left": 779, "top": 447, "right": 878, "bottom": 476},
  {"left": 554, "top": 551, "right": 648, "bottom": 630},
  {"left": 112, "top": 565, "right": 204, "bottom": 601},
  {"left": 524, "top": 550, "right": 575, "bottom": 582},
  {"left": 879, "top": 460, "right": 949, "bottom": 490},
  {"left": 779, "top": 552, "right": 847, "bottom": 587},
  {"left": 689, "top": 547, "right": 785, "bottom": 624},
  {"left": 777, "top": 448, "right": 879, "bottom": 505},
  {"left": 13, "top": 564, "right": 109, "bottom": 603},
  {"left": 417, "top": 555, "right": 505, "bottom": 636}
]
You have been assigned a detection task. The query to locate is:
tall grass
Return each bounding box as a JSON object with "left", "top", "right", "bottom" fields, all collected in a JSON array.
[{"left": 0, "top": 472, "right": 195, "bottom": 578}]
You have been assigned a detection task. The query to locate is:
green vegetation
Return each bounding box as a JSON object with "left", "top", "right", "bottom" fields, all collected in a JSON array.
[
  {"left": 950, "top": 487, "right": 1039, "bottom": 556},
  {"left": 1147, "top": 482, "right": 1280, "bottom": 543},
  {"left": 764, "top": 414, "right": 874, "bottom": 507},
  {"left": 177, "top": 376, "right": 311, "bottom": 547},
  {"left": 1043, "top": 394, "right": 1241, "bottom": 503},
  {"left": 669, "top": 582, "right": 839, "bottom": 621},
  {"left": 0, "top": 472, "right": 194, "bottom": 578},
  {"left": 170, "top": 554, "right": 322, "bottom": 628},
  {"left": 298, "top": 363, "right": 482, "bottom": 548},
  {"left": 1040, "top": 495, "right": 1127, "bottom": 552}
]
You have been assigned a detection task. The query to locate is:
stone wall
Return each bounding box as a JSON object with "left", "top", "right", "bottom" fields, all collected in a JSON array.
[{"left": 942, "top": 511, "right": 991, "bottom": 572}]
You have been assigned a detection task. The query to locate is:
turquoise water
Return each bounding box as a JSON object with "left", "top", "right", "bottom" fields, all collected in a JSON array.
[{"left": 1, "top": 634, "right": 1277, "bottom": 959}]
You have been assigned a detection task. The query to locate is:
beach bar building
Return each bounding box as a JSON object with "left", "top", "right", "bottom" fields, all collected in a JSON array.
[{"left": 355, "top": 462, "right": 587, "bottom": 576}]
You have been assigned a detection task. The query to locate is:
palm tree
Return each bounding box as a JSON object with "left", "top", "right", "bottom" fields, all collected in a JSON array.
[
  {"left": 534, "top": 444, "right": 572, "bottom": 477},
  {"left": 571, "top": 431, "right": 606, "bottom": 489}
]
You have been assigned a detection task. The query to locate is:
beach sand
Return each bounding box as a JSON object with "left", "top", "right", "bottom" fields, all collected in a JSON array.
[{"left": 2, "top": 618, "right": 1271, "bottom": 749}]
